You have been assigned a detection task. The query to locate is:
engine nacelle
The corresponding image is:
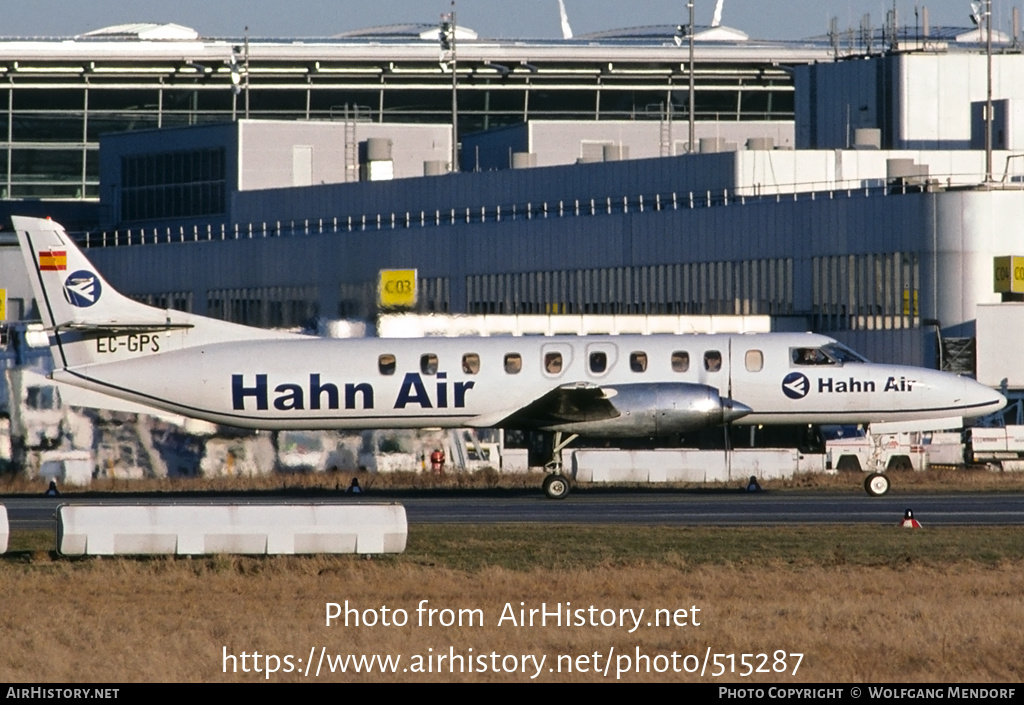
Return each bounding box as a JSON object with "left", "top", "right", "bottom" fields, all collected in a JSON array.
[{"left": 543, "top": 383, "right": 751, "bottom": 437}]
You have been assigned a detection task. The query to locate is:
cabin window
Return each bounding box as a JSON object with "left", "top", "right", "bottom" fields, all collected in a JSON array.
[
  {"left": 504, "top": 353, "right": 522, "bottom": 374},
  {"left": 544, "top": 352, "right": 563, "bottom": 374},
  {"left": 378, "top": 354, "right": 396, "bottom": 376},
  {"left": 420, "top": 354, "right": 438, "bottom": 375},
  {"left": 745, "top": 350, "right": 763, "bottom": 372},
  {"left": 630, "top": 352, "right": 648, "bottom": 373},
  {"left": 672, "top": 351, "right": 690, "bottom": 372},
  {"left": 589, "top": 351, "right": 608, "bottom": 374},
  {"left": 704, "top": 350, "right": 722, "bottom": 372},
  {"left": 462, "top": 353, "right": 480, "bottom": 374}
]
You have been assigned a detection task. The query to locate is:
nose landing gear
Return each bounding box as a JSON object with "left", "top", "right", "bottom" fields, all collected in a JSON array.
[{"left": 864, "top": 472, "right": 890, "bottom": 496}]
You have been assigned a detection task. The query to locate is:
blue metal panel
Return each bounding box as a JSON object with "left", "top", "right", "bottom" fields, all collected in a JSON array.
[{"left": 78, "top": 185, "right": 1020, "bottom": 372}]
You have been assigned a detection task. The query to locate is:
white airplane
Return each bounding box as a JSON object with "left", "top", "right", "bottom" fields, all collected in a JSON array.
[{"left": 11, "top": 216, "right": 1007, "bottom": 498}]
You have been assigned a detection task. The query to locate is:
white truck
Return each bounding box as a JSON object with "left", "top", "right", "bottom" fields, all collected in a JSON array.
[
  {"left": 824, "top": 425, "right": 964, "bottom": 472},
  {"left": 968, "top": 426, "right": 1024, "bottom": 470}
]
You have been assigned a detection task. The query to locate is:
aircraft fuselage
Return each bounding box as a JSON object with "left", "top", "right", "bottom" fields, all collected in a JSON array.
[{"left": 52, "top": 332, "right": 1004, "bottom": 432}]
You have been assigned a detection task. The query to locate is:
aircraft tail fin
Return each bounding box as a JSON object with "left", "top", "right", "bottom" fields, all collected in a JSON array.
[
  {"left": 11, "top": 215, "right": 296, "bottom": 370},
  {"left": 13, "top": 216, "right": 173, "bottom": 333}
]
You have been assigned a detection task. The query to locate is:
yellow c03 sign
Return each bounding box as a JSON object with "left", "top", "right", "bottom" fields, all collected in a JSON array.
[
  {"left": 378, "top": 269, "right": 418, "bottom": 309},
  {"left": 994, "top": 256, "right": 1024, "bottom": 293}
]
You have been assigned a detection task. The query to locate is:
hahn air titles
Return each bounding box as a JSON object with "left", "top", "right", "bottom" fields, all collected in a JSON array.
[
  {"left": 819, "top": 376, "right": 915, "bottom": 393},
  {"left": 231, "top": 372, "right": 474, "bottom": 411}
]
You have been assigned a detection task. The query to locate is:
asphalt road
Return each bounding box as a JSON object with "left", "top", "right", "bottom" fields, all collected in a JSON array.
[{"left": 3, "top": 490, "right": 1024, "bottom": 530}]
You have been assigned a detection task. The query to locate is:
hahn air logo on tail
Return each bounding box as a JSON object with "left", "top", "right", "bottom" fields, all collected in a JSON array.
[{"left": 63, "top": 270, "right": 102, "bottom": 308}]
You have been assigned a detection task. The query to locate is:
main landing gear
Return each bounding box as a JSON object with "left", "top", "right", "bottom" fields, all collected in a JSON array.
[{"left": 542, "top": 431, "right": 578, "bottom": 500}]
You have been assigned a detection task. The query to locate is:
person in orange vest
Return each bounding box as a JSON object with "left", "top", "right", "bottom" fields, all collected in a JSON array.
[
  {"left": 900, "top": 508, "right": 922, "bottom": 528},
  {"left": 430, "top": 449, "right": 446, "bottom": 475}
]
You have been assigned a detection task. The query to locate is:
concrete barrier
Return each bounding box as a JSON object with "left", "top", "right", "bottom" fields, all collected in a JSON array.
[
  {"left": 0, "top": 505, "right": 7, "bottom": 554},
  {"left": 56, "top": 503, "right": 407, "bottom": 556},
  {"left": 572, "top": 449, "right": 827, "bottom": 484}
]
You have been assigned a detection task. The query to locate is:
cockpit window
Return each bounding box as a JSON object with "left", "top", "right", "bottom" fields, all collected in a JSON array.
[
  {"left": 793, "top": 344, "right": 869, "bottom": 366},
  {"left": 792, "top": 347, "right": 831, "bottom": 365},
  {"left": 821, "top": 343, "right": 869, "bottom": 363}
]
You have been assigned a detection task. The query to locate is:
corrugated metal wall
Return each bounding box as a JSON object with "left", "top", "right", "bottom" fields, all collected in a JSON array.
[
  {"left": 86, "top": 187, "right": 926, "bottom": 313},
  {"left": 229, "top": 151, "right": 740, "bottom": 224},
  {"left": 830, "top": 328, "right": 932, "bottom": 367}
]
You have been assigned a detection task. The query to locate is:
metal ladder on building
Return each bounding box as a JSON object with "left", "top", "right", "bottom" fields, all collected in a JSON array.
[
  {"left": 659, "top": 103, "right": 672, "bottom": 157},
  {"left": 343, "top": 105, "right": 358, "bottom": 183}
]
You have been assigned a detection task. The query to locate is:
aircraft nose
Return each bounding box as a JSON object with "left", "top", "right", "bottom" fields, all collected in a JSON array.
[
  {"left": 722, "top": 398, "right": 753, "bottom": 424},
  {"left": 961, "top": 378, "right": 1007, "bottom": 419},
  {"left": 981, "top": 387, "right": 1007, "bottom": 416}
]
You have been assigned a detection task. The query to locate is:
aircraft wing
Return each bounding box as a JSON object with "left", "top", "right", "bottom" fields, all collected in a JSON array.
[
  {"left": 471, "top": 382, "right": 620, "bottom": 429},
  {"left": 470, "top": 380, "right": 750, "bottom": 436}
]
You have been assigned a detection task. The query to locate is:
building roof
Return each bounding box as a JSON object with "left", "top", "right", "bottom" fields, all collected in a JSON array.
[
  {"left": 579, "top": 24, "right": 749, "bottom": 42},
  {"left": 78, "top": 23, "right": 200, "bottom": 41},
  {"left": 332, "top": 23, "right": 479, "bottom": 41}
]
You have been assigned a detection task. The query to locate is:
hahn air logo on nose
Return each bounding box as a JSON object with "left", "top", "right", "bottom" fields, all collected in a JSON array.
[
  {"left": 63, "top": 270, "right": 102, "bottom": 308},
  {"left": 782, "top": 372, "right": 810, "bottom": 399}
]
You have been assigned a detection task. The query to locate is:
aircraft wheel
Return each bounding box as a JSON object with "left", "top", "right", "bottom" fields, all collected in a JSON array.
[
  {"left": 864, "top": 472, "right": 890, "bottom": 497},
  {"left": 543, "top": 473, "right": 571, "bottom": 500}
]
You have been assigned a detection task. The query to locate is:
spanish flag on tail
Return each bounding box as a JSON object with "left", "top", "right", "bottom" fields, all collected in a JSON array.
[{"left": 39, "top": 249, "right": 66, "bottom": 271}]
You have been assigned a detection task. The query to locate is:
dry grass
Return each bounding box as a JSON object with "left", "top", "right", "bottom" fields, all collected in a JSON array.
[
  {"left": 2, "top": 525, "right": 1023, "bottom": 683},
  {"left": 0, "top": 467, "right": 540, "bottom": 495},
  {"left": 779, "top": 465, "right": 1024, "bottom": 493},
  {"left": 4, "top": 464, "right": 1024, "bottom": 496}
]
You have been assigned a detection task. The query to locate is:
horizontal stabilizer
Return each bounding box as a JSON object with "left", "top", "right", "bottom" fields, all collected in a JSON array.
[{"left": 55, "top": 322, "right": 195, "bottom": 335}]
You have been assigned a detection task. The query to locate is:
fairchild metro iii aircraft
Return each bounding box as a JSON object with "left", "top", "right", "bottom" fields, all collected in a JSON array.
[{"left": 12, "top": 216, "right": 1006, "bottom": 498}]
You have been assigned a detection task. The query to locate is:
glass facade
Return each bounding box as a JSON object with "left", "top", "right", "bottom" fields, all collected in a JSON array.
[
  {"left": 121, "top": 148, "right": 226, "bottom": 222},
  {"left": 0, "top": 34, "right": 817, "bottom": 200}
]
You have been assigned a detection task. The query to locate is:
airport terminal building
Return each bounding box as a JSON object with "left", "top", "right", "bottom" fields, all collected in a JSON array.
[
  {"left": 2, "top": 20, "right": 1024, "bottom": 380},
  {"left": 0, "top": 21, "right": 816, "bottom": 201}
]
